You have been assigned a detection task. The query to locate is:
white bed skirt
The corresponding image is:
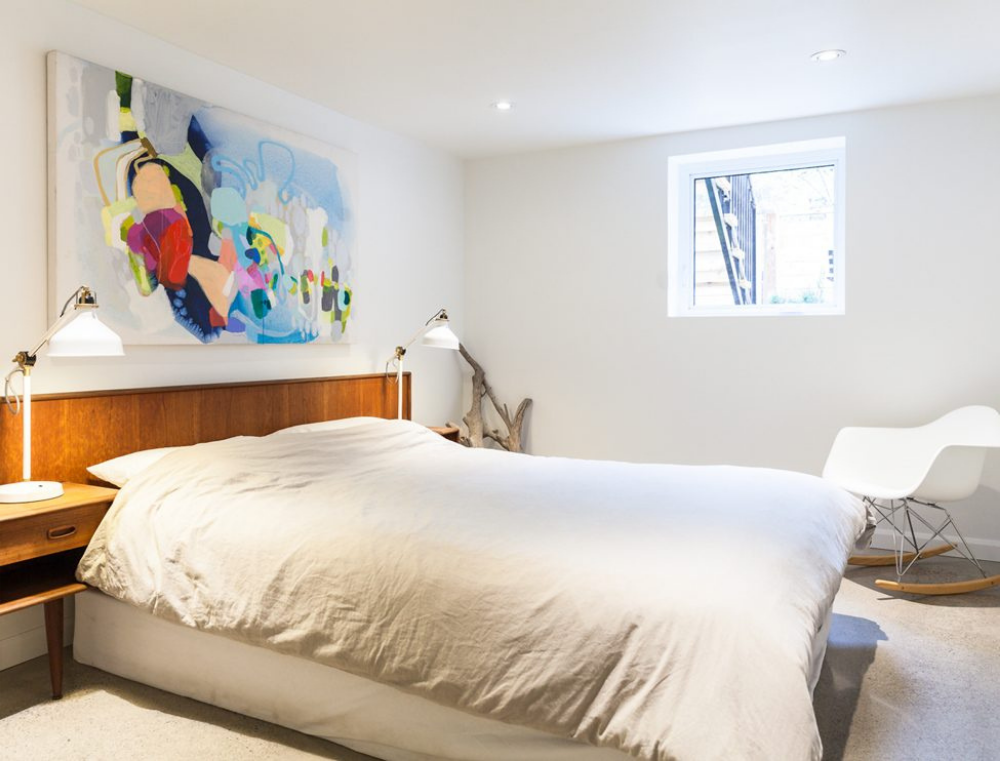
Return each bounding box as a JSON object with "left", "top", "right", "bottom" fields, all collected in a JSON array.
[{"left": 74, "top": 590, "right": 634, "bottom": 761}]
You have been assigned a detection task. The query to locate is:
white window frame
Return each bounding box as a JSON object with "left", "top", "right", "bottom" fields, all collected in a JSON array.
[{"left": 667, "top": 137, "right": 846, "bottom": 317}]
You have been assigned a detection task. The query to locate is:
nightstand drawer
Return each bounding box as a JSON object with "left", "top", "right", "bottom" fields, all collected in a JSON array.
[{"left": 0, "top": 502, "right": 110, "bottom": 565}]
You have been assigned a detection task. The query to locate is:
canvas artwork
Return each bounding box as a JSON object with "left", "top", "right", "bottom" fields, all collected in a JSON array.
[{"left": 48, "top": 51, "right": 357, "bottom": 345}]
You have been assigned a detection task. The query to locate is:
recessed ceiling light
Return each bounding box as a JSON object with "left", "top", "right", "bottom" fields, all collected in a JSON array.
[
  {"left": 810, "top": 49, "right": 846, "bottom": 63},
  {"left": 491, "top": 100, "right": 514, "bottom": 112}
]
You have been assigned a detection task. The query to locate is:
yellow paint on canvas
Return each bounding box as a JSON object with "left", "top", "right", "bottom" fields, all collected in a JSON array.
[
  {"left": 249, "top": 212, "right": 288, "bottom": 254},
  {"left": 100, "top": 197, "right": 137, "bottom": 246},
  {"left": 119, "top": 107, "right": 137, "bottom": 133}
]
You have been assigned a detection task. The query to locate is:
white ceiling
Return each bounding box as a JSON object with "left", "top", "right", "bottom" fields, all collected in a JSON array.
[{"left": 73, "top": 0, "right": 1000, "bottom": 158}]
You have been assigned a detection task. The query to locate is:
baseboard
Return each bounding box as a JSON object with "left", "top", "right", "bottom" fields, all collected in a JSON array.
[
  {"left": 0, "top": 627, "right": 50, "bottom": 671},
  {"left": 871, "top": 528, "right": 1000, "bottom": 563},
  {"left": 0, "top": 599, "right": 75, "bottom": 672}
]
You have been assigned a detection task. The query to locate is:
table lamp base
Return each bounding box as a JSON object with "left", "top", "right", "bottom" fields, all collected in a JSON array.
[{"left": 0, "top": 480, "right": 64, "bottom": 504}]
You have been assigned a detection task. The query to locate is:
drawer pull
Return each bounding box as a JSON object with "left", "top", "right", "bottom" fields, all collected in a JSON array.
[{"left": 47, "top": 525, "right": 77, "bottom": 540}]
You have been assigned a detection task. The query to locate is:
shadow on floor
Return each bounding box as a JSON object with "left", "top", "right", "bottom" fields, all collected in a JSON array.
[
  {"left": 813, "top": 613, "right": 886, "bottom": 761},
  {"left": 0, "top": 648, "right": 373, "bottom": 760}
]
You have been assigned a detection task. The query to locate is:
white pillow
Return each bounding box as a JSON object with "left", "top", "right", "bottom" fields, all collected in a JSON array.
[
  {"left": 88, "top": 447, "right": 181, "bottom": 488},
  {"left": 271, "top": 417, "right": 386, "bottom": 436}
]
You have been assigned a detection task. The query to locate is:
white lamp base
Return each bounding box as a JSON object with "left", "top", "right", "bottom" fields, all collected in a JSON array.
[{"left": 0, "top": 480, "right": 65, "bottom": 504}]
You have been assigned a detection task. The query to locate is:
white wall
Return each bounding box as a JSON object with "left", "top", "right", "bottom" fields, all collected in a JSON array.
[
  {"left": 1, "top": 0, "right": 464, "bottom": 668},
  {"left": 465, "top": 94, "right": 1000, "bottom": 560}
]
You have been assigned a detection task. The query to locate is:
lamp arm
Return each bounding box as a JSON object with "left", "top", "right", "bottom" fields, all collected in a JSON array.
[
  {"left": 19, "top": 285, "right": 98, "bottom": 363},
  {"left": 396, "top": 325, "right": 428, "bottom": 355},
  {"left": 386, "top": 308, "right": 449, "bottom": 365}
]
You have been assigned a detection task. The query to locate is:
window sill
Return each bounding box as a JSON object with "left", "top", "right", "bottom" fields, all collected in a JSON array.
[{"left": 669, "top": 306, "right": 845, "bottom": 318}]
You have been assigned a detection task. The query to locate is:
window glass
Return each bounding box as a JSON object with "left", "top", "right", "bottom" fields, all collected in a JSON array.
[
  {"left": 667, "top": 138, "right": 845, "bottom": 317},
  {"left": 693, "top": 166, "right": 835, "bottom": 308}
]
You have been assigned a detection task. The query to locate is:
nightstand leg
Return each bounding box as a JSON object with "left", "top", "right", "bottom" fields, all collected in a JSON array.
[{"left": 43, "top": 599, "right": 64, "bottom": 699}]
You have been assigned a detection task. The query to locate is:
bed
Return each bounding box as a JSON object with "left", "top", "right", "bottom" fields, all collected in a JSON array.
[{"left": 0, "top": 375, "right": 865, "bottom": 761}]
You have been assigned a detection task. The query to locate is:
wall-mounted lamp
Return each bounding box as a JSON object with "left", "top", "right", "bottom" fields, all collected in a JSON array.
[
  {"left": 1, "top": 286, "right": 124, "bottom": 503},
  {"left": 387, "top": 309, "right": 459, "bottom": 419}
]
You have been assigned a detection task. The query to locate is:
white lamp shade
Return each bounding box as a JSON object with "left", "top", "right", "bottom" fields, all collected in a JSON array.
[
  {"left": 421, "top": 320, "right": 460, "bottom": 350},
  {"left": 47, "top": 312, "right": 124, "bottom": 357}
]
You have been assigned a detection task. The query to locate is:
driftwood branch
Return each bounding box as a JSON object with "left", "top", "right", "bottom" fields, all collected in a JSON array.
[
  {"left": 454, "top": 344, "right": 487, "bottom": 447},
  {"left": 447, "top": 343, "right": 532, "bottom": 453}
]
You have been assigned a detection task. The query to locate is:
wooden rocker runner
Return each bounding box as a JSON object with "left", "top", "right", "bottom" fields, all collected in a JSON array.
[{"left": 824, "top": 407, "right": 1000, "bottom": 596}]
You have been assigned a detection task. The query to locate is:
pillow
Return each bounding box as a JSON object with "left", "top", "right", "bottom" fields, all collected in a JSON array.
[
  {"left": 88, "top": 447, "right": 181, "bottom": 488},
  {"left": 271, "top": 417, "right": 386, "bottom": 436}
]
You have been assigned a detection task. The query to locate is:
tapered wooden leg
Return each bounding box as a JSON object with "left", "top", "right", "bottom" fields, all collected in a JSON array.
[{"left": 43, "top": 599, "right": 64, "bottom": 699}]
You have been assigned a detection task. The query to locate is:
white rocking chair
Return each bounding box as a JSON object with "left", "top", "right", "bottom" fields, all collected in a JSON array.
[{"left": 823, "top": 406, "right": 1000, "bottom": 595}]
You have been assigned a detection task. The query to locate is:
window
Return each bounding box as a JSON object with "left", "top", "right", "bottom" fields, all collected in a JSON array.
[{"left": 667, "top": 138, "right": 845, "bottom": 316}]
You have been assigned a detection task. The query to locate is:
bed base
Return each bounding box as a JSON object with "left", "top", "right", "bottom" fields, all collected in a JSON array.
[
  {"left": 75, "top": 590, "right": 834, "bottom": 759},
  {"left": 74, "top": 590, "right": 631, "bottom": 761}
]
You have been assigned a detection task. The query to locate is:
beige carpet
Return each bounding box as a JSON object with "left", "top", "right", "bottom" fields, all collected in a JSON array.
[{"left": 1, "top": 558, "right": 998, "bottom": 760}]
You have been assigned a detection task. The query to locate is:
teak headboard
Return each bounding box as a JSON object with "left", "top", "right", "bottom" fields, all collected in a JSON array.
[{"left": 0, "top": 373, "right": 410, "bottom": 485}]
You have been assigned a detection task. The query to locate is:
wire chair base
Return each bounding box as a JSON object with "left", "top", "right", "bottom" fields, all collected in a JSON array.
[{"left": 849, "top": 497, "right": 1000, "bottom": 595}]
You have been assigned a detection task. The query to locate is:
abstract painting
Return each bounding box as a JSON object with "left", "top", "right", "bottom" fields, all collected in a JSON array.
[{"left": 48, "top": 52, "right": 357, "bottom": 345}]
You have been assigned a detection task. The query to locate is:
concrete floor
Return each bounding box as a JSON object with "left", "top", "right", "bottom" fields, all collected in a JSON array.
[
  {"left": 1, "top": 558, "right": 998, "bottom": 760},
  {"left": 814, "top": 557, "right": 1000, "bottom": 760},
  {"left": 0, "top": 648, "right": 373, "bottom": 761}
]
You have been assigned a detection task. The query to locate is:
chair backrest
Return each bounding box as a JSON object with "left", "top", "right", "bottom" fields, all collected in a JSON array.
[{"left": 823, "top": 406, "right": 1000, "bottom": 502}]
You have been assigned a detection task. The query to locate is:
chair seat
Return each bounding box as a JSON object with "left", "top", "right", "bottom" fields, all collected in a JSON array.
[
  {"left": 823, "top": 406, "right": 1000, "bottom": 502},
  {"left": 826, "top": 476, "right": 913, "bottom": 501}
]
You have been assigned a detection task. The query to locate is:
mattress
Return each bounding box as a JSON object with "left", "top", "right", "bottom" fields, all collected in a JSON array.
[{"left": 74, "top": 589, "right": 833, "bottom": 761}]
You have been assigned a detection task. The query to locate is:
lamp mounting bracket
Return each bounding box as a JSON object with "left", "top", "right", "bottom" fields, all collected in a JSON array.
[
  {"left": 12, "top": 351, "right": 36, "bottom": 371},
  {"left": 62, "top": 285, "right": 97, "bottom": 315}
]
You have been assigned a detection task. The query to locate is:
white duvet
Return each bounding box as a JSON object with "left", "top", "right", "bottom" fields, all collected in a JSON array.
[{"left": 78, "top": 420, "right": 864, "bottom": 761}]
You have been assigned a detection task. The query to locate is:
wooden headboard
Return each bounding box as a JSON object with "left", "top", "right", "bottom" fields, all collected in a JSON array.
[{"left": 0, "top": 373, "right": 410, "bottom": 485}]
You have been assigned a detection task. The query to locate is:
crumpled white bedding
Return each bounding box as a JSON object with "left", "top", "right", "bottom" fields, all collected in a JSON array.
[{"left": 78, "top": 420, "right": 865, "bottom": 760}]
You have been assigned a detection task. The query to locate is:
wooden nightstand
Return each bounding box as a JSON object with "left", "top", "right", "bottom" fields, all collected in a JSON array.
[
  {"left": 428, "top": 425, "right": 461, "bottom": 442},
  {"left": 0, "top": 483, "right": 117, "bottom": 698}
]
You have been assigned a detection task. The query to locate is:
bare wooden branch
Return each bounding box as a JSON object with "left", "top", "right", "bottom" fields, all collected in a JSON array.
[
  {"left": 483, "top": 429, "right": 505, "bottom": 446},
  {"left": 454, "top": 343, "right": 532, "bottom": 453},
  {"left": 505, "top": 397, "right": 533, "bottom": 454},
  {"left": 457, "top": 343, "right": 487, "bottom": 448}
]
